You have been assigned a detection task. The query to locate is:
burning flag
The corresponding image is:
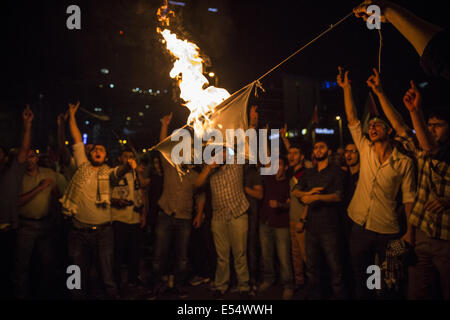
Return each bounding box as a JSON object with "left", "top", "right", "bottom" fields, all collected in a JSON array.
[{"left": 154, "top": 1, "right": 258, "bottom": 172}]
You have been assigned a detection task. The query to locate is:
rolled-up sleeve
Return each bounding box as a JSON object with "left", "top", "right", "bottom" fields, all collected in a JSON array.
[
  {"left": 72, "top": 143, "right": 88, "bottom": 168},
  {"left": 348, "top": 121, "right": 369, "bottom": 151}
]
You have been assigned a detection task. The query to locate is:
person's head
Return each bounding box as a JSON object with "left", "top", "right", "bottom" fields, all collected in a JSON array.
[
  {"left": 344, "top": 143, "right": 359, "bottom": 167},
  {"left": 287, "top": 143, "right": 304, "bottom": 168},
  {"left": 38, "top": 153, "right": 56, "bottom": 171},
  {"left": 368, "top": 117, "right": 392, "bottom": 143},
  {"left": 427, "top": 111, "right": 449, "bottom": 145},
  {"left": 26, "top": 149, "right": 39, "bottom": 171},
  {"left": 276, "top": 156, "right": 289, "bottom": 179},
  {"left": 89, "top": 144, "right": 107, "bottom": 166},
  {"left": 118, "top": 149, "right": 134, "bottom": 166},
  {"left": 313, "top": 140, "right": 331, "bottom": 162}
]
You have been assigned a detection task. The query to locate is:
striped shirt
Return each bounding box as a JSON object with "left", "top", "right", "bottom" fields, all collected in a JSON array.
[
  {"left": 209, "top": 164, "right": 249, "bottom": 222},
  {"left": 396, "top": 129, "right": 450, "bottom": 240}
]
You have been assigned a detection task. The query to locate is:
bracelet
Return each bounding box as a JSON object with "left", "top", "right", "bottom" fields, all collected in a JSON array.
[{"left": 299, "top": 218, "right": 307, "bottom": 224}]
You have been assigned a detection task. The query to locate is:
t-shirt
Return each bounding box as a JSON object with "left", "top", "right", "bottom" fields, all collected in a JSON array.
[
  {"left": 295, "top": 164, "right": 345, "bottom": 234},
  {"left": 111, "top": 172, "right": 141, "bottom": 224},
  {"left": 260, "top": 175, "right": 290, "bottom": 228},
  {"left": 19, "top": 167, "right": 66, "bottom": 220},
  {"left": 158, "top": 157, "right": 201, "bottom": 220},
  {"left": 0, "top": 157, "right": 27, "bottom": 228},
  {"left": 60, "top": 142, "right": 119, "bottom": 225}
]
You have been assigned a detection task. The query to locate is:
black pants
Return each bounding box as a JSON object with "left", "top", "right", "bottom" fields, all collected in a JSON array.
[
  {"left": 305, "top": 229, "right": 347, "bottom": 299},
  {"left": 189, "top": 218, "right": 216, "bottom": 280},
  {"left": 349, "top": 222, "right": 398, "bottom": 299},
  {"left": 113, "top": 221, "right": 142, "bottom": 286},
  {"left": 0, "top": 229, "right": 16, "bottom": 299},
  {"left": 67, "top": 224, "right": 118, "bottom": 299}
]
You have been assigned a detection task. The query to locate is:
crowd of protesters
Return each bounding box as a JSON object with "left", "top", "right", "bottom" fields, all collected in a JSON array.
[{"left": 0, "top": 0, "right": 449, "bottom": 300}]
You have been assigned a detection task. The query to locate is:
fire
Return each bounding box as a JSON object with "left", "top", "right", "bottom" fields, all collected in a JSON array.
[{"left": 157, "top": 3, "right": 230, "bottom": 136}]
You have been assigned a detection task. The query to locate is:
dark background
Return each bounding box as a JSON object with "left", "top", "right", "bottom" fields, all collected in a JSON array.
[{"left": 1, "top": 0, "right": 449, "bottom": 156}]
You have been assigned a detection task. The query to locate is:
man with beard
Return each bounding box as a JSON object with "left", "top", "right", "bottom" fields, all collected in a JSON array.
[
  {"left": 292, "top": 140, "right": 347, "bottom": 299},
  {"left": 60, "top": 102, "right": 134, "bottom": 299}
]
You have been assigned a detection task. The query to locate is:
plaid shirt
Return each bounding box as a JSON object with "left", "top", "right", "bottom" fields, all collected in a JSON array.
[
  {"left": 209, "top": 164, "right": 249, "bottom": 222},
  {"left": 396, "top": 130, "right": 450, "bottom": 240}
]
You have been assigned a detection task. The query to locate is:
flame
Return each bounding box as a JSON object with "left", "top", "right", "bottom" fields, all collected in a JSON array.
[{"left": 157, "top": 3, "right": 230, "bottom": 136}]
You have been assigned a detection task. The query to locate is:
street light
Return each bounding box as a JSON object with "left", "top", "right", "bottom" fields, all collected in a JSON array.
[{"left": 336, "top": 115, "right": 343, "bottom": 148}]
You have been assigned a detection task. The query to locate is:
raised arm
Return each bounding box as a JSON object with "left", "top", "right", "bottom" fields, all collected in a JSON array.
[
  {"left": 354, "top": 0, "right": 443, "bottom": 56},
  {"left": 403, "top": 80, "right": 439, "bottom": 153},
  {"left": 18, "top": 105, "right": 34, "bottom": 164},
  {"left": 160, "top": 112, "right": 173, "bottom": 142},
  {"left": 366, "top": 68, "right": 408, "bottom": 136},
  {"left": 279, "top": 124, "right": 291, "bottom": 151},
  {"left": 68, "top": 102, "right": 82, "bottom": 144},
  {"left": 337, "top": 67, "right": 359, "bottom": 126}
]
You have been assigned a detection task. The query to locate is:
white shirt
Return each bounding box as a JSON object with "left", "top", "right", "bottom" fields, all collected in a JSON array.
[
  {"left": 347, "top": 121, "right": 416, "bottom": 234},
  {"left": 111, "top": 172, "right": 140, "bottom": 224}
]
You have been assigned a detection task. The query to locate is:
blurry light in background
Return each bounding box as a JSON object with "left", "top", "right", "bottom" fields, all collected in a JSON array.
[
  {"left": 101, "top": 68, "right": 109, "bottom": 74},
  {"left": 82, "top": 133, "right": 88, "bottom": 144},
  {"left": 301, "top": 129, "right": 307, "bottom": 135}
]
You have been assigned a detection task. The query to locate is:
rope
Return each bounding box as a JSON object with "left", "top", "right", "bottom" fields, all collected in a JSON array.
[{"left": 256, "top": 11, "right": 354, "bottom": 82}]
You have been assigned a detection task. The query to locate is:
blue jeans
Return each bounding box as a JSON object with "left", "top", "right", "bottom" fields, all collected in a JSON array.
[
  {"left": 211, "top": 214, "right": 249, "bottom": 293},
  {"left": 259, "top": 223, "right": 294, "bottom": 289},
  {"left": 306, "top": 229, "right": 347, "bottom": 299},
  {"left": 151, "top": 211, "right": 192, "bottom": 287},
  {"left": 14, "top": 219, "right": 53, "bottom": 299},
  {"left": 68, "top": 224, "right": 118, "bottom": 299}
]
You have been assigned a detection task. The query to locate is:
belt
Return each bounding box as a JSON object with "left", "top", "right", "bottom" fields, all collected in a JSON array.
[
  {"left": 19, "top": 216, "right": 47, "bottom": 222},
  {"left": 72, "top": 218, "right": 112, "bottom": 231}
]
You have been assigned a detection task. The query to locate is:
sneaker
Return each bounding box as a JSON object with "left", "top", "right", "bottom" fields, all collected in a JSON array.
[
  {"left": 230, "top": 286, "right": 239, "bottom": 293},
  {"left": 249, "top": 285, "right": 258, "bottom": 297},
  {"left": 146, "top": 288, "right": 158, "bottom": 300},
  {"left": 282, "top": 288, "right": 294, "bottom": 300},
  {"left": 189, "top": 276, "right": 211, "bottom": 287},
  {"left": 168, "top": 274, "right": 174, "bottom": 288},
  {"left": 258, "top": 282, "right": 272, "bottom": 292},
  {"left": 174, "top": 287, "right": 189, "bottom": 299},
  {"left": 212, "top": 290, "right": 225, "bottom": 300},
  {"left": 239, "top": 290, "right": 250, "bottom": 300},
  {"left": 208, "top": 281, "right": 216, "bottom": 291}
]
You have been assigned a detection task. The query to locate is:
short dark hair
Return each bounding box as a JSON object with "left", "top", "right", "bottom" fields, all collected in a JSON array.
[
  {"left": 314, "top": 139, "right": 330, "bottom": 149},
  {"left": 120, "top": 148, "right": 134, "bottom": 155},
  {"left": 288, "top": 142, "right": 303, "bottom": 154},
  {"left": 428, "top": 109, "right": 449, "bottom": 124}
]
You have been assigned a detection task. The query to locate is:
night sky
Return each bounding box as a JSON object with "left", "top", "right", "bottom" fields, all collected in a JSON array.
[{"left": 1, "top": 0, "right": 449, "bottom": 152}]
